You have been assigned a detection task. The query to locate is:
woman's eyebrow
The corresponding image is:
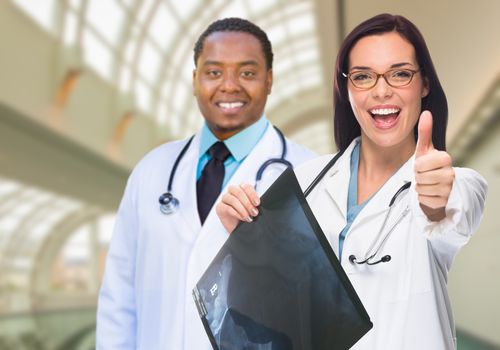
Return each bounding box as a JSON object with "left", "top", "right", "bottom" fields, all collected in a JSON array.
[{"left": 349, "top": 62, "right": 415, "bottom": 71}]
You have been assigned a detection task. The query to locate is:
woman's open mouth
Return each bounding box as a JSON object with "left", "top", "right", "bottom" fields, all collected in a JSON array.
[{"left": 369, "top": 107, "right": 401, "bottom": 129}]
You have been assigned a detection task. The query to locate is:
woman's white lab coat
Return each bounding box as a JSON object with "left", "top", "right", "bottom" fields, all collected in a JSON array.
[
  {"left": 96, "top": 126, "right": 315, "bottom": 349},
  {"left": 294, "top": 139, "right": 487, "bottom": 350}
]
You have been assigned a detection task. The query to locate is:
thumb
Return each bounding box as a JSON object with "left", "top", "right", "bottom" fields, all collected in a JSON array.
[{"left": 415, "top": 110, "right": 434, "bottom": 157}]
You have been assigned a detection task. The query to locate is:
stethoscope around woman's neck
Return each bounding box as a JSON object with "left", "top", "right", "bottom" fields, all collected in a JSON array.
[
  {"left": 303, "top": 147, "right": 412, "bottom": 266},
  {"left": 158, "top": 126, "right": 291, "bottom": 215}
]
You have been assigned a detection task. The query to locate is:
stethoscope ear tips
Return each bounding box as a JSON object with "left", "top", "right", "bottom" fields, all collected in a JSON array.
[
  {"left": 348, "top": 254, "right": 391, "bottom": 265},
  {"left": 159, "top": 192, "right": 179, "bottom": 215}
]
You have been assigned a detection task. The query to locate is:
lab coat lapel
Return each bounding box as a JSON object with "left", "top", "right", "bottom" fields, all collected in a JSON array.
[
  {"left": 349, "top": 155, "right": 414, "bottom": 233},
  {"left": 323, "top": 140, "right": 359, "bottom": 219},
  {"left": 176, "top": 131, "right": 203, "bottom": 234}
]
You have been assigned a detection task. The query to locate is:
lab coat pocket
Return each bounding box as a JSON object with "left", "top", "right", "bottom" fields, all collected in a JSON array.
[
  {"left": 367, "top": 217, "right": 419, "bottom": 303},
  {"left": 381, "top": 217, "right": 433, "bottom": 303}
]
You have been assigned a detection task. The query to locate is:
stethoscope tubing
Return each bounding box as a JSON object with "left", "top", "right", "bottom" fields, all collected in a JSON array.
[
  {"left": 303, "top": 149, "right": 412, "bottom": 266},
  {"left": 159, "top": 126, "right": 289, "bottom": 215}
]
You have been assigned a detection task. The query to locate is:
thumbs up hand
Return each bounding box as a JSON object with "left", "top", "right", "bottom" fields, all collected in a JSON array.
[{"left": 414, "top": 111, "right": 455, "bottom": 221}]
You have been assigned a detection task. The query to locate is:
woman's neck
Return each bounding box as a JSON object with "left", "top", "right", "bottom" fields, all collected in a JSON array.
[{"left": 356, "top": 136, "right": 415, "bottom": 203}]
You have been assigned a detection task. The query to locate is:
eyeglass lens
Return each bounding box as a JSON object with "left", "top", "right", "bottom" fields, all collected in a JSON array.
[{"left": 349, "top": 69, "right": 416, "bottom": 88}]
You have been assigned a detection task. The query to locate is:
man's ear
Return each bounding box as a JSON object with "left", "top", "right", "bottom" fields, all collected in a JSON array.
[
  {"left": 266, "top": 69, "right": 273, "bottom": 95},
  {"left": 192, "top": 68, "right": 197, "bottom": 96}
]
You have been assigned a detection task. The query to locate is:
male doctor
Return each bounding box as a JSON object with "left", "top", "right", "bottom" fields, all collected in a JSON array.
[{"left": 96, "top": 18, "right": 315, "bottom": 349}]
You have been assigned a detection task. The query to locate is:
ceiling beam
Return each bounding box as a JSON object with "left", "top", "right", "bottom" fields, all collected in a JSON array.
[{"left": 0, "top": 102, "right": 129, "bottom": 211}]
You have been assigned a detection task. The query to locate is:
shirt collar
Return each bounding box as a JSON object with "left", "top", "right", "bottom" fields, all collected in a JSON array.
[{"left": 199, "top": 115, "right": 269, "bottom": 161}]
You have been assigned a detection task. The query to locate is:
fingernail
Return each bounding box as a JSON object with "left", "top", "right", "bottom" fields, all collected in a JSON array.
[
  {"left": 253, "top": 198, "right": 260, "bottom": 206},
  {"left": 246, "top": 216, "right": 253, "bottom": 223},
  {"left": 251, "top": 208, "right": 259, "bottom": 216}
]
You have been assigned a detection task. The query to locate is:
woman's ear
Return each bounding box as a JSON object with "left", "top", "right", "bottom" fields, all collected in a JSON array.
[{"left": 421, "top": 77, "right": 430, "bottom": 98}]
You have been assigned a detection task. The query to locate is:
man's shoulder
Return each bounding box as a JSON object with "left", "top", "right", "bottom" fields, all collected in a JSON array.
[
  {"left": 295, "top": 154, "right": 335, "bottom": 173},
  {"left": 132, "top": 137, "right": 194, "bottom": 174},
  {"left": 294, "top": 153, "right": 338, "bottom": 190},
  {"left": 284, "top": 137, "right": 317, "bottom": 161},
  {"left": 266, "top": 129, "right": 316, "bottom": 166}
]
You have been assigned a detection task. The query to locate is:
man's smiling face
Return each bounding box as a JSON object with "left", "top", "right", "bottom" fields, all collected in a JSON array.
[{"left": 193, "top": 31, "right": 273, "bottom": 140}]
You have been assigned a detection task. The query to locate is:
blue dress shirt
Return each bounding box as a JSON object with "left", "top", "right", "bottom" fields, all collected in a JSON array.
[{"left": 197, "top": 116, "right": 269, "bottom": 187}]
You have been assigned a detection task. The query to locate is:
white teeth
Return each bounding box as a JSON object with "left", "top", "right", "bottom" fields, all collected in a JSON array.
[
  {"left": 219, "top": 102, "right": 244, "bottom": 109},
  {"left": 370, "top": 108, "right": 400, "bottom": 115}
]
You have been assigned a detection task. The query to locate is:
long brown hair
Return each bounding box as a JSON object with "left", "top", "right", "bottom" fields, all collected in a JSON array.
[{"left": 333, "top": 13, "right": 448, "bottom": 152}]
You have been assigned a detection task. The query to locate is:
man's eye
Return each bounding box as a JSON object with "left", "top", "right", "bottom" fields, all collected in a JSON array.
[
  {"left": 207, "top": 70, "right": 221, "bottom": 77},
  {"left": 241, "top": 71, "right": 255, "bottom": 78}
]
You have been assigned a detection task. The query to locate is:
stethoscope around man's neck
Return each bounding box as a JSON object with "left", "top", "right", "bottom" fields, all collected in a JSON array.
[
  {"left": 158, "top": 126, "right": 291, "bottom": 215},
  {"left": 303, "top": 147, "right": 412, "bottom": 266}
]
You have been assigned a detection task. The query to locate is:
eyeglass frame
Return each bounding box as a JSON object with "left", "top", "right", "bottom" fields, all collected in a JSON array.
[{"left": 342, "top": 68, "right": 421, "bottom": 89}]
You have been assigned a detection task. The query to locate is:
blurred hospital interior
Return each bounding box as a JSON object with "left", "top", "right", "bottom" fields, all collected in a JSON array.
[{"left": 0, "top": 0, "right": 499, "bottom": 349}]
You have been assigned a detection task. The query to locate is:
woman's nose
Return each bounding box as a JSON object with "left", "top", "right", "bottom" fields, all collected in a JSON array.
[{"left": 371, "top": 76, "right": 393, "bottom": 99}]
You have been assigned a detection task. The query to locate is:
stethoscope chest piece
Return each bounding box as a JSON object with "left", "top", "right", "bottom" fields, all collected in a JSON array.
[{"left": 159, "top": 192, "right": 179, "bottom": 215}]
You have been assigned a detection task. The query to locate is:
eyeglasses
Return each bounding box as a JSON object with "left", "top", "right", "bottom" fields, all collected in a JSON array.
[{"left": 343, "top": 68, "right": 421, "bottom": 89}]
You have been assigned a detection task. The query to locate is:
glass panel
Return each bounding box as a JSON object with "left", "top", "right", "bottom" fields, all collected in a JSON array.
[
  {"left": 69, "top": 0, "right": 82, "bottom": 10},
  {"left": 266, "top": 24, "right": 288, "bottom": 47},
  {"left": 82, "top": 29, "right": 113, "bottom": 80},
  {"left": 294, "top": 45, "right": 318, "bottom": 66},
  {"left": 273, "top": 58, "right": 294, "bottom": 79},
  {"left": 63, "top": 225, "right": 90, "bottom": 262},
  {"left": 156, "top": 102, "right": 168, "bottom": 125},
  {"left": 12, "top": 0, "right": 55, "bottom": 32},
  {"left": 63, "top": 11, "right": 79, "bottom": 46},
  {"left": 7, "top": 257, "right": 32, "bottom": 272},
  {"left": 86, "top": 0, "right": 124, "bottom": 44},
  {"left": 216, "top": 0, "right": 247, "bottom": 20},
  {"left": 97, "top": 213, "right": 115, "bottom": 246},
  {"left": 246, "top": 0, "right": 277, "bottom": 15},
  {"left": 124, "top": 31, "right": 139, "bottom": 64},
  {"left": 119, "top": 66, "right": 132, "bottom": 92},
  {"left": 169, "top": 0, "right": 198, "bottom": 21},
  {"left": 149, "top": 3, "right": 177, "bottom": 50},
  {"left": 135, "top": 80, "right": 152, "bottom": 112},
  {"left": 137, "top": 0, "right": 156, "bottom": 24},
  {"left": 0, "top": 178, "right": 20, "bottom": 197},
  {"left": 138, "top": 40, "right": 161, "bottom": 85},
  {"left": 121, "top": 0, "right": 136, "bottom": 7},
  {"left": 291, "top": 120, "right": 332, "bottom": 155},
  {"left": 172, "top": 82, "right": 190, "bottom": 114},
  {"left": 278, "top": 79, "right": 301, "bottom": 100},
  {"left": 298, "top": 69, "right": 321, "bottom": 90},
  {"left": 284, "top": 1, "right": 311, "bottom": 20},
  {"left": 287, "top": 13, "right": 315, "bottom": 37}
]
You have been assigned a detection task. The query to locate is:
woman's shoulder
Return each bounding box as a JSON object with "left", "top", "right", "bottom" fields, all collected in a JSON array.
[
  {"left": 294, "top": 153, "right": 342, "bottom": 190},
  {"left": 453, "top": 166, "right": 488, "bottom": 195}
]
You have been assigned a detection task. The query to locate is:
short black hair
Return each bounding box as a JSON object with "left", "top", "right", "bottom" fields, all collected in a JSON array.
[{"left": 193, "top": 17, "right": 273, "bottom": 69}]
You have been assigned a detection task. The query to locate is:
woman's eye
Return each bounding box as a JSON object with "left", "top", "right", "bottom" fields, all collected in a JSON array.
[
  {"left": 392, "top": 70, "right": 412, "bottom": 78},
  {"left": 352, "top": 73, "right": 371, "bottom": 81}
]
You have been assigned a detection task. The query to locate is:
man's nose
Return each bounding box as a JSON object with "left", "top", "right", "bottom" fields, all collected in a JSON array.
[{"left": 220, "top": 72, "right": 241, "bottom": 93}]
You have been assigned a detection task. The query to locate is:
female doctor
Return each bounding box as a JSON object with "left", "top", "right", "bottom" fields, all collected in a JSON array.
[{"left": 216, "top": 14, "right": 487, "bottom": 349}]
